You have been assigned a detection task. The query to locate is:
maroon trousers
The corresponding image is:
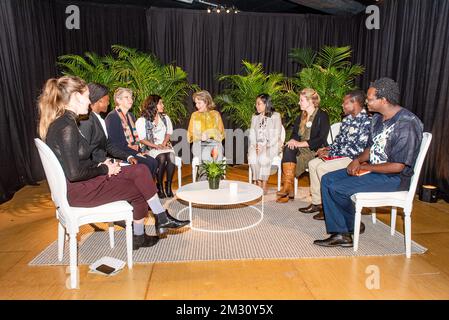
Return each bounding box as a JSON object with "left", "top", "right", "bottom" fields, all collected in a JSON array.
[{"left": 67, "top": 164, "right": 157, "bottom": 220}]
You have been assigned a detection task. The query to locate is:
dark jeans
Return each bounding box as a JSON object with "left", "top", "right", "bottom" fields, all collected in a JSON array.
[{"left": 321, "top": 169, "right": 401, "bottom": 234}]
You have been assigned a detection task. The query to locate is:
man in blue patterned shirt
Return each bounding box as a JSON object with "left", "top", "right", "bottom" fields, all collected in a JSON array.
[{"left": 299, "top": 90, "right": 371, "bottom": 220}]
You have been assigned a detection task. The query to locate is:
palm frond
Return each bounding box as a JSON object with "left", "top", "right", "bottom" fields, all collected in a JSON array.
[
  {"left": 289, "top": 48, "right": 316, "bottom": 68},
  {"left": 58, "top": 45, "right": 194, "bottom": 123}
]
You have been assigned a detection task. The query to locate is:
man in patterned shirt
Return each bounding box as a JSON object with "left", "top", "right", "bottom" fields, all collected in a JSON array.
[
  {"left": 314, "top": 78, "right": 423, "bottom": 248},
  {"left": 299, "top": 90, "right": 371, "bottom": 221}
]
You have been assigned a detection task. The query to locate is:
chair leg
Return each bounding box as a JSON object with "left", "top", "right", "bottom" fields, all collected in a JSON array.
[
  {"left": 249, "top": 166, "right": 252, "bottom": 184},
  {"left": 404, "top": 210, "right": 412, "bottom": 258},
  {"left": 277, "top": 164, "right": 281, "bottom": 192},
  {"left": 126, "top": 219, "right": 133, "bottom": 269},
  {"left": 58, "top": 222, "right": 65, "bottom": 261},
  {"left": 390, "top": 207, "right": 397, "bottom": 236},
  {"left": 353, "top": 205, "right": 363, "bottom": 252},
  {"left": 294, "top": 178, "right": 298, "bottom": 197},
  {"left": 69, "top": 233, "right": 78, "bottom": 289},
  {"left": 178, "top": 164, "right": 182, "bottom": 189},
  {"left": 192, "top": 164, "right": 197, "bottom": 183},
  {"left": 108, "top": 222, "right": 115, "bottom": 248},
  {"left": 371, "top": 207, "right": 377, "bottom": 224}
]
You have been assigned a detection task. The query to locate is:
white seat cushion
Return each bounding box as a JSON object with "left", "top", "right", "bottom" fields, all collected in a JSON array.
[
  {"left": 351, "top": 191, "right": 408, "bottom": 202},
  {"left": 70, "top": 201, "right": 132, "bottom": 215},
  {"left": 69, "top": 201, "right": 133, "bottom": 225}
]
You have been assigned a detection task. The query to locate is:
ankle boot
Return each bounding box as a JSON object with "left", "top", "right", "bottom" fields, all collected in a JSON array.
[
  {"left": 154, "top": 210, "right": 190, "bottom": 237},
  {"left": 133, "top": 233, "right": 159, "bottom": 250},
  {"left": 156, "top": 182, "right": 166, "bottom": 199},
  {"left": 276, "top": 163, "right": 296, "bottom": 203},
  {"left": 165, "top": 181, "right": 174, "bottom": 198}
]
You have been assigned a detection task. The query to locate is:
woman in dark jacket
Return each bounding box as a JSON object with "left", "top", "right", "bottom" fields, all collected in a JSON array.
[
  {"left": 276, "top": 88, "right": 330, "bottom": 203},
  {"left": 38, "top": 76, "right": 189, "bottom": 250}
]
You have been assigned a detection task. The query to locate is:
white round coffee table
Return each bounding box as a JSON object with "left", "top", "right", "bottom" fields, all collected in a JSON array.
[{"left": 175, "top": 180, "right": 264, "bottom": 233}]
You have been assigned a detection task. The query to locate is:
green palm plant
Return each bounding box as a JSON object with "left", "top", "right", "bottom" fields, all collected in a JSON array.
[
  {"left": 57, "top": 45, "right": 198, "bottom": 123},
  {"left": 58, "top": 52, "right": 119, "bottom": 88},
  {"left": 289, "top": 46, "right": 364, "bottom": 124},
  {"left": 215, "top": 61, "right": 298, "bottom": 131}
]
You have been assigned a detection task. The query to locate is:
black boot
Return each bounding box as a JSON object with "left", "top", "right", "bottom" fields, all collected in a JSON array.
[
  {"left": 133, "top": 233, "right": 159, "bottom": 250},
  {"left": 165, "top": 181, "right": 174, "bottom": 198},
  {"left": 156, "top": 182, "right": 166, "bottom": 199},
  {"left": 154, "top": 210, "right": 190, "bottom": 237}
]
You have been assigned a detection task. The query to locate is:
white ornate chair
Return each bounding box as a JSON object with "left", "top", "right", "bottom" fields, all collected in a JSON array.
[
  {"left": 351, "top": 132, "right": 432, "bottom": 258},
  {"left": 35, "top": 138, "right": 134, "bottom": 289}
]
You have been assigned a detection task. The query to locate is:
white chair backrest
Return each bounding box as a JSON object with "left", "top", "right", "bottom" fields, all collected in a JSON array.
[
  {"left": 327, "top": 122, "right": 341, "bottom": 145},
  {"left": 34, "top": 138, "right": 71, "bottom": 220},
  {"left": 280, "top": 125, "right": 286, "bottom": 144},
  {"left": 406, "top": 132, "right": 432, "bottom": 204}
]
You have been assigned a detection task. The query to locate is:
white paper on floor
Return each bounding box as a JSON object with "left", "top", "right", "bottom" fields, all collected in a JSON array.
[{"left": 88, "top": 256, "right": 126, "bottom": 276}]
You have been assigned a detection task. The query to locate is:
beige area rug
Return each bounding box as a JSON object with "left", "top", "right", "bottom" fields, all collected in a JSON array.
[{"left": 29, "top": 187, "right": 426, "bottom": 266}]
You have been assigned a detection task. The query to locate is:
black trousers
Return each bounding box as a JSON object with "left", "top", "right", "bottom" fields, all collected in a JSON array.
[{"left": 282, "top": 146, "right": 299, "bottom": 163}]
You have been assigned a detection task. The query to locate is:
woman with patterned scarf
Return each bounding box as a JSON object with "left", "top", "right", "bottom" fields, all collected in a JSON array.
[{"left": 105, "top": 88, "right": 158, "bottom": 176}]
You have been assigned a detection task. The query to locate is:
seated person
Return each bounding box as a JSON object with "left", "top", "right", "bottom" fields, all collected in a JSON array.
[
  {"left": 187, "top": 90, "right": 225, "bottom": 179},
  {"left": 136, "top": 95, "right": 176, "bottom": 198},
  {"left": 79, "top": 83, "right": 137, "bottom": 165},
  {"left": 314, "top": 78, "right": 423, "bottom": 248},
  {"left": 276, "top": 88, "right": 330, "bottom": 203},
  {"left": 38, "top": 76, "right": 190, "bottom": 250},
  {"left": 299, "top": 90, "right": 371, "bottom": 220},
  {"left": 105, "top": 87, "right": 158, "bottom": 176},
  {"left": 248, "top": 94, "right": 282, "bottom": 195}
]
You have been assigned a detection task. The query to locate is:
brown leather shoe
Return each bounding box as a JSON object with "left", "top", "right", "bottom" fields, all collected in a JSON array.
[
  {"left": 276, "top": 195, "right": 290, "bottom": 203},
  {"left": 313, "top": 211, "right": 325, "bottom": 220},
  {"left": 299, "top": 204, "right": 322, "bottom": 214}
]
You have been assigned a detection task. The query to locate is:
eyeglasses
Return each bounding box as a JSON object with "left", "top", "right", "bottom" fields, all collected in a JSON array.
[{"left": 365, "top": 97, "right": 379, "bottom": 103}]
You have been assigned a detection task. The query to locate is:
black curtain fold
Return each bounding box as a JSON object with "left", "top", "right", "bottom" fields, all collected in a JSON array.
[
  {"left": 1, "top": 0, "right": 448, "bottom": 203},
  {"left": 0, "top": 0, "right": 47, "bottom": 203},
  {"left": 53, "top": 0, "right": 149, "bottom": 55}
]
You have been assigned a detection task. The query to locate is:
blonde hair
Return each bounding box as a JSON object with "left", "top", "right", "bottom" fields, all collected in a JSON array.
[
  {"left": 299, "top": 88, "right": 321, "bottom": 134},
  {"left": 113, "top": 87, "right": 133, "bottom": 106},
  {"left": 193, "top": 90, "right": 215, "bottom": 110},
  {"left": 38, "top": 76, "right": 87, "bottom": 140}
]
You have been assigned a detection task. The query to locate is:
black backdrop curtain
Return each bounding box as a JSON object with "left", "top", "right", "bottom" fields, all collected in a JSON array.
[
  {"left": 146, "top": 8, "right": 359, "bottom": 95},
  {"left": 1, "top": 0, "right": 448, "bottom": 203},
  {"left": 352, "top": 0, "right": 449, "bottom": 201}
]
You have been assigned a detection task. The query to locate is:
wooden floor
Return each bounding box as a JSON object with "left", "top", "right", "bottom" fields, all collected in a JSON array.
[{"left": 1, "top": 165, "right": 449, "bottom": 300}]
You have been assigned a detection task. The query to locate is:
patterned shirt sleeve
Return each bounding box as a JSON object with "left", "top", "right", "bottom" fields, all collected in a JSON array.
[{"left": 329, "top": 110, "right": 372, "bottom": 158}]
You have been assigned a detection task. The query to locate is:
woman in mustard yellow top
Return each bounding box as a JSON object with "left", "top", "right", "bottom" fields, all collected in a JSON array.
[{"left": 187, "top": 90, "right": 225, "bottom": 166}]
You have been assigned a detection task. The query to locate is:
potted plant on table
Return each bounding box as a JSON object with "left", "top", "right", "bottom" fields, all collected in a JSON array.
[{"left": 199, "top": 148, "right": 227, "bottom": 190}]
